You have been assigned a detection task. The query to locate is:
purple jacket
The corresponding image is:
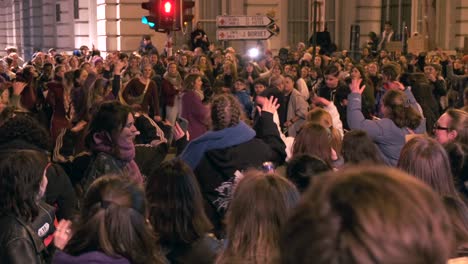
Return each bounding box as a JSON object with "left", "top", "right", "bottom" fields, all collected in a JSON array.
[
  {"left": 181, "top": 90, "right": 209, "bottom": 140},
  {"left": 53, "top": 251, "right": 130, "bottom": 264}
]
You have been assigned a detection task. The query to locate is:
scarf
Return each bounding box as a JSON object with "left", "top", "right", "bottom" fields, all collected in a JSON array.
[
  {"left": 194, "top": 89, "right": 204, "bottom": 101},
  {"left": 163, "top": 71, "right": 182, "bottom": 90},
  {"left": 179, "top": 121, "right": 256, "bottom": 169},
  {"left": 92, "top": 131, "right": 143, "bottom": 184}
]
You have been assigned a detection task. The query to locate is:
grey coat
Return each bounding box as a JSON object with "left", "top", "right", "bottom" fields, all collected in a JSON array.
[
  {"left": 286, "top": 89, "right": 309, "bottom": 137},
  {"left": 347, "top": 88, "right": 426, "bottom": 166}
]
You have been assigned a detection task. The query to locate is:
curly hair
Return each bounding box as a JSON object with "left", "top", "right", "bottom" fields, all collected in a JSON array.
[
  {"left": 0, "top": 150, "right": 48, "bottom": 222},
  {"left": 210, "top": 93, "right": 243, "bottom": 131},
  {"left": 0, "top": 114, "right": 51, "bottom": 150}
]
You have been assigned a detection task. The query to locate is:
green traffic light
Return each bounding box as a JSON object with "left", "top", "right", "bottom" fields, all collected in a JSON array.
[{"left": 142, "top": 16, "right": 149, "bottom": 24}]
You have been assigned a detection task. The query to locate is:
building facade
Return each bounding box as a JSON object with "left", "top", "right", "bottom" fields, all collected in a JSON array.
[{"left": 0, "top": 0, "right": 466, "bottom": 60}]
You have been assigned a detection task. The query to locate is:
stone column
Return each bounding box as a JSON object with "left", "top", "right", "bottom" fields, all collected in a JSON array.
[{"left": 356, "top": 0, "right": 382, "bottom": 48}]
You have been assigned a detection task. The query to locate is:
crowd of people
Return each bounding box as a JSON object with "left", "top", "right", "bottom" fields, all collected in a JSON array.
[{"left": 0, "top": 30, "right": 467, "bottom": 263}]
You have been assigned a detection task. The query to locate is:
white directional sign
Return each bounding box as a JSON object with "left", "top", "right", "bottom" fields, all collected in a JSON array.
[
  {"left": 217, "top": 28, "right": 274, "bottom": 40},
  {"left": 216, "top": 15, "right": 275, "bottom": 27}
]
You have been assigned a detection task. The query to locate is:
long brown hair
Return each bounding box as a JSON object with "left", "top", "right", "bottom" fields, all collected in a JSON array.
[
  {"left": 398, "top": 136, "right": 459, "bottom": 197},
  {"left": 280, "top": 166, "right": 454, "bottom": 264},
  {"left": 342, "top": 130, "right": 384, "bottom": 165},
  {"left": 293, "top": 122, "right": 333, "bottom": 167},
  {"left": 217, "top": 171, "right": 299, "bottom": 264},
  {"left": 146, "top": 159, "right": 213, "bottom": 248},
  {"left": 65, "top": 175, "right": 165, "bottom": 264}
]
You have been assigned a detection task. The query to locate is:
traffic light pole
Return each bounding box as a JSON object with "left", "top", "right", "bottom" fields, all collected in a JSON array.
[{"left": 165, "top": 31, "right": 173, "bottom": 57}]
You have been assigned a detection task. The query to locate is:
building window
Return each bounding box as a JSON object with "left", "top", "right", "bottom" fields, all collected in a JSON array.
[
  {"left": 288, "top": 0, "right": 309, "bottom": 46},
  {"left": 56, "top": 4, "right": 60, "bottom": 22},
  {"left": 288, "top": 0, "right": 326, "bottom": 47},
  {"left": 381, "top": 0, "right": 412, "bottom": 40},
  {"left": 74, "top": 0, "right": 79, "bottom": 19},
  {"left": 325, "top": 0, "right": 336, "bottom": 44}
]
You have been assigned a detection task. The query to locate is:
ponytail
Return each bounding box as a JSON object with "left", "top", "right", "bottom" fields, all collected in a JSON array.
[{"left": 383, "top": 89, "right": 422, "bottom": 129}]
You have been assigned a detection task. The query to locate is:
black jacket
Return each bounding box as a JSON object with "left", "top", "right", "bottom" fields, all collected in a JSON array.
[
  {"left": 194, "top": 112, "right": 286, "bottom": 237},
  {"left": 0, "top": 215, "right": 48, "bottom": 264},
  {"left": 166, "top": 234, "right": 222, "bottom": 264},
  {"left": 0, "top": 139, "right": 78, "bottom": 220}
]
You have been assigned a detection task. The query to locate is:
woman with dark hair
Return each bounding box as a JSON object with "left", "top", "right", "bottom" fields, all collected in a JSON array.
[
  {"left": 217, "top": 171, "right": 299, "bottom": 263},
  {"left": 349, "top": 64, "right": 375, "bottom": 118},
  {"left": 146, "top": 159, "right": 221, "bottom": 263},
  {"left": 445, "top": 142, "right": 468, "bottom": 199},
  {"left": 181, "top": 73, "right": 209, "bottom": 140},
  {"left": 83, "top": 101, "right": 143, "bottom": 190},
  {"left": 0, "top": 150, "right": 50, "bottom": 263},
  {"left": 342, "top": 130, "right": 384, "bottom": 165},
  {"left": 309, "top": 66, "right": 323, "bottom": 94},
  {"left": 347, "top": 78, "right": 425, "bottom": 166},
  {"left": 443, "top": 196, "right": 468, "bottom": 258},
  {"left": 286, "top": 154, "right": 332, "bottom": 193},
  {"left": 239, "top": 61, "right": 260, "bottom": 96},
  {"left": 179, "top": 94, "right": 286, "bottom": 236},
  {"left": 398, "top": 136, "right": 462, "bottom": 199},
  {"left": 0, "top": 115, "right": 77, "bottom": 220},
  {"left": 53, "top": 175, "right": 166, "bottom": 264},
  {"left": 70, "top": 67, "right": 93, "bottom": 125}
]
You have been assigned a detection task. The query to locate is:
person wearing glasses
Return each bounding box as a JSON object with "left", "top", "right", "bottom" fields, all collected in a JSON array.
[{"left": 433, "top": 109, "right": 468, "bottom": 146}]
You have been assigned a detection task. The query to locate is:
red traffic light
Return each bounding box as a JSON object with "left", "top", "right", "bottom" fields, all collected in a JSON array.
[{"left": 162, "top": 1, "right": 173, "bottom": 14}]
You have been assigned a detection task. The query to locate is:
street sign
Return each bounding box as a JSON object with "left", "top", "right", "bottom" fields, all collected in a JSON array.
[
  {"left": 216, "top": 28, "right": 274, "bottom": 40},
  {"left": 216, "top": 15, "right": 275, "bottom": 27}
]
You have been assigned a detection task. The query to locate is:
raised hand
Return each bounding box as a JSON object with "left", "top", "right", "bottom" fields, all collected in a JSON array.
[
  {"left": 349, "top": 78, "right": 366, "bottom": 94},
  {"left": 256, "top": 96, "right": 280, "bottom": 115},
  {"left": 12, "top": 81, "right": 27, "bottom": 95}
]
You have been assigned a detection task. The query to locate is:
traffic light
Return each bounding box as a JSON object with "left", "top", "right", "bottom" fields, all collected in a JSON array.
[
  {"left": 157, "top": 0, "right": 178, "bottom": 32},
  {"left": 141, "top": 0, "right": 157, "bottom": 29},
  {"left": 182, "top": 1, "right": 195, "bottom": 26}
]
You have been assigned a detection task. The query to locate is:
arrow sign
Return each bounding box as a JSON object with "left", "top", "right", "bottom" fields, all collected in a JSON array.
[
  {"left": 217, "top": 28, "right": 274, "bottom": 40},
  {"left": 216, "top": 15, "right": 275, "bottom": 27}
]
